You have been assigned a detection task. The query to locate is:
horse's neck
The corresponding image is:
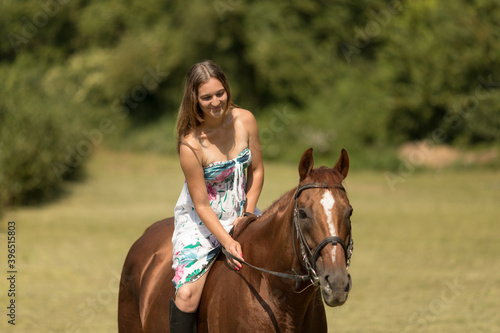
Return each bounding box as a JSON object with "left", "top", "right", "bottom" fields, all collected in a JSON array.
[
  {"left": 245, "top": 189, "right": 300, "bottom": 273},
  {"left": 240, "top": 190, "right": 319, "bottom": 316}
]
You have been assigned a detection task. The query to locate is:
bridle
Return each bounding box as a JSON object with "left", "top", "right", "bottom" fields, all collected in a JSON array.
[
  {"left": 223, "top": 182, "right": 354, "bottom": 287},
  {"left": 292, "top": 182, "right": 354, "bottom": 286}
]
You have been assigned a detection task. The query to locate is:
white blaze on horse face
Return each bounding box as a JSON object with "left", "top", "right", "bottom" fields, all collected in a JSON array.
[{"left": 320, "top": 190, "right": 336, "bottom": 263}]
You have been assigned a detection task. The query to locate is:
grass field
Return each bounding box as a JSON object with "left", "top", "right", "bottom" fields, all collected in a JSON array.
[{"left": 1, "top": 148, "right": 499, "bottom": 332}]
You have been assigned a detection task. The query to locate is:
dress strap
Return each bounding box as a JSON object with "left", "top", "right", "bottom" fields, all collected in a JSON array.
[{"left": 235, "top": 161, "right": 246, "bottom": 216}]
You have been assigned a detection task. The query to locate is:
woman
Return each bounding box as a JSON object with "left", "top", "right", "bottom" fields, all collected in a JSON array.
[{"left": 170, "top": 60, "right": 264, "bottom": 332}]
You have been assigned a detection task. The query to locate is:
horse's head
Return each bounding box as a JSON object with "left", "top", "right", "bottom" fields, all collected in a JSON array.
[{"left": 295, "top": 148, "right": 353, "bottom": 307}]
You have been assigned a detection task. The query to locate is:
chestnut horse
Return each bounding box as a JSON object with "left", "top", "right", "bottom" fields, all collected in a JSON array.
[{"left": 118, "top": 148, "right": 354, "bottom": 332}]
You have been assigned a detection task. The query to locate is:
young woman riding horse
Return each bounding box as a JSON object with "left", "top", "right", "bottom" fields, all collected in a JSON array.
[
  {"left": 118, "top": 62, "right": 355, "bottom": 333},
  {"left": 118, "top": 148, "right": 354, "bottom": 332},
  {"left": 170, "top": 60, "right": 264, "bottom": 331}
]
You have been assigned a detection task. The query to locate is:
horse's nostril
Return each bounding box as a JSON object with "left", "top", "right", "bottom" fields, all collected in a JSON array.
[{"left": 345, "top": 274, "right": 352, "bottom": 292}]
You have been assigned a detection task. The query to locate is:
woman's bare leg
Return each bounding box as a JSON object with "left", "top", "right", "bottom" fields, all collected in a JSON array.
[{"left": 174, "top": 270, "right": 210, "bottom": 313}]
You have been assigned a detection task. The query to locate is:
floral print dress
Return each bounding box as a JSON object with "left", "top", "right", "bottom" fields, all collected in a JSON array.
[{"left": 171, "top": 148, "right": 252, "bottom": 291}]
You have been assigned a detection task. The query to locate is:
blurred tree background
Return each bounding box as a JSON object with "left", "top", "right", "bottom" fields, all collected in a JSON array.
[{"left": 1, "top": 0, "right": 499, "bottom": 209}]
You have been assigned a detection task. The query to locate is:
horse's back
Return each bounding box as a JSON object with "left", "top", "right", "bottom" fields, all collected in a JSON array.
[{"left": 118, "top": 217, "right": 176, "bottom": 333}]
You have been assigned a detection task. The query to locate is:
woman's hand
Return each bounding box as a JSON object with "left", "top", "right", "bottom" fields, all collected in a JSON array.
[{"left": 223, "top": 239, "right": 244, "bottom": 271}]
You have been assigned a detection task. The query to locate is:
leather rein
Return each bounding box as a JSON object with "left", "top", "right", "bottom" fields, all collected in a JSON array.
[{"left": 223, "top": 182, "right": 354, "bottom": 286}]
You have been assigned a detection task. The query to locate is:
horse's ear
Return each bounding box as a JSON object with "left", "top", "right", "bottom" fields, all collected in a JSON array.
[
  {"left": 334, "top": 148, "right": 349, "bottom": 179},
  {"left": 299, "top": 148, "right": 314, "bottom": 181}
]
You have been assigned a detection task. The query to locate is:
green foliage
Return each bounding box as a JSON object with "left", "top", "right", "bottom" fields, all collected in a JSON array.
[
  {"left": 379, "top": 1, "right": 500, "bottom": 144},
  {"left": 0, "top": 58, "right": 93, "bottom": 207},
  {"left": 1, "top": 0, "right": 499, "bottom": 208}
]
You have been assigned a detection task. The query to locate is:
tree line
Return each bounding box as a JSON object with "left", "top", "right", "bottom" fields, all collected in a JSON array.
[{"left": 1, "top": 0, "right": 499, "bottom": 208}]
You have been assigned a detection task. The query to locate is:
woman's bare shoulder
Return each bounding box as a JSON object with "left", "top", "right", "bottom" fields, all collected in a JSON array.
[
  {"left": 182, "top": 131, "right": 200, "bottom": 147},
  {"left": 232, "top": 108, "right": 257, "bottom": 125},
  {"left": 179, "top": 132, "right": 203, "bottom": 159}
]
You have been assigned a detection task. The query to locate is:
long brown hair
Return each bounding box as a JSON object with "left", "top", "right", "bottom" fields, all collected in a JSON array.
[{"left": 176, "top": 60, "right": 235, "bottom": 154}]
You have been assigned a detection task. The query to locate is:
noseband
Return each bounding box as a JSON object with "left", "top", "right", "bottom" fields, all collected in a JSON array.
[
  {"left": 292, "top": 183, "right": 354, "bottom": 285},
  {"left": 223, "top": 182, "right": 354, "bottom": 287}
]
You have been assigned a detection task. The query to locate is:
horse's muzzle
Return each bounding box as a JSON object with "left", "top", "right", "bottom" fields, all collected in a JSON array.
[{"left": 320, "top": 271, "right": 351, "bottom": 307}]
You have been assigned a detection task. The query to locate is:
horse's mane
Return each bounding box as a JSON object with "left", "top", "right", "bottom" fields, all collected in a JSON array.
[
  {"left": 260, "top": 167, "right": 344, "bottom": 219},
  {"left": 260, "top": 187, "right": 297, "bottom": 220},
  {"left": 233, "top": 167, "right": 344, "bottom": 239},
  {"left": 232, "top": 187, "right": 296, "bottom": 239}
]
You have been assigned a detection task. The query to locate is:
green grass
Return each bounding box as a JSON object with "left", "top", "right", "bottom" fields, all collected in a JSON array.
[{"left": 1, "top": 149, "right": 499, "bottom": 332}]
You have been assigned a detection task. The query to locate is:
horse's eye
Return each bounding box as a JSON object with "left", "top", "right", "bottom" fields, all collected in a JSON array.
[
  {"left": 298, "top": 209, "right": 308, "bottom": 219},
  {"left": 347, "top": 207, "right": 353, "bottom": 219}
]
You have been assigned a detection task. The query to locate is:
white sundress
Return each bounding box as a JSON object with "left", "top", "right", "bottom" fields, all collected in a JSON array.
[{"left": 171, "top": 147, "right": 252, "bottom": 291}]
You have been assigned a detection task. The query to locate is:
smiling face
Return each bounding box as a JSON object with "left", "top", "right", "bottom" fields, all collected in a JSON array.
[{"left": 197, "top": 77, "right": 228, "bottom": 120}]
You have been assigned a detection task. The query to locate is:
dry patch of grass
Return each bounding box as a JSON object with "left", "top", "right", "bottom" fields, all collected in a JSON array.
[{"left": 399, "top": 141, "right": 498, "bottom": 168}]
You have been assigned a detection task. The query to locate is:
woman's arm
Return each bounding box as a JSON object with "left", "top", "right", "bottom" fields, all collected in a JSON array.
[
  {"left": 179, "top": 144, "right": 243, "bottom": 268},
  {"left": 241, "top": 111, "right": 264, "bottom": 214}
]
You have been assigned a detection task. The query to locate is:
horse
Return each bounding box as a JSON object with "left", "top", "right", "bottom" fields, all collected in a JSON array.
[{"left": 118, "top": 148, "right": 354, "bottom": 332}]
